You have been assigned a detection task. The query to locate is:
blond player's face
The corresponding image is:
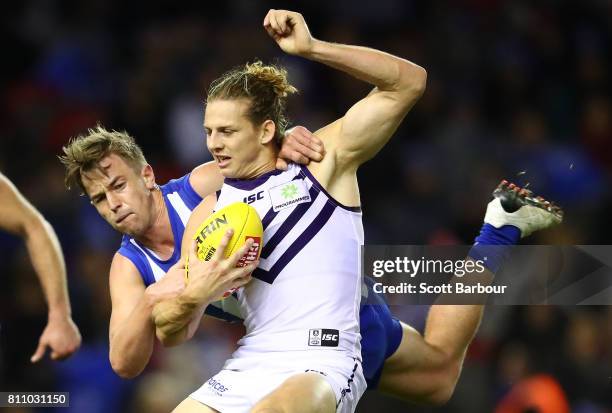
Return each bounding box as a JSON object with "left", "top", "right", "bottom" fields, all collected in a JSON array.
[
  {"left": 81, "top": 153, "right": 155, "bottom": 237},
  {"left": 205, "top": 98, "right": 274, "bottom": 179}
]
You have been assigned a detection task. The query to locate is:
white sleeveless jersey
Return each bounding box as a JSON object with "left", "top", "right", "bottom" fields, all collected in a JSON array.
[{"left": 215, "top": 164, "right": 363, "bottom": 367}]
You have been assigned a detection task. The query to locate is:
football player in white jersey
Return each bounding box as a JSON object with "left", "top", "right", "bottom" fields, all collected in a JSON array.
[
  {"left": 59, "top": 125, "right": 324, "bottom": 379},
  {"left": 0, "top": 172, "right": 81, "bottom": 362},
  {"left": 153, "top": 9, "right": 427, "bottom": 413}
]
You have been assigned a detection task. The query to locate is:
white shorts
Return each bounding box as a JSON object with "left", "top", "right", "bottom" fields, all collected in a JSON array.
[{"left": 189, "top": 352, "right": 366, "bottom": 413}]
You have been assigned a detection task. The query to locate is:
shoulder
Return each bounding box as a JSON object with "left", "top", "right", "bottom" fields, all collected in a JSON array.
[
  {"left": 109, "top": 252, "right": 149, "bottom": 292},
  {"left": 189, "top": 162, "right": 224, "bottom": 198},
  {"left": 113, "top": 246, "right": 153, "bottom": 287},
  {"left": 161, "top": 171, "right": 208, "bottom": 211},
  {"left": 110, "top": 251, "right": 140, "bottom": 277}
]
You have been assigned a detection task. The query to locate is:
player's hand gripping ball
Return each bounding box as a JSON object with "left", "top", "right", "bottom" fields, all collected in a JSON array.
[{"left": 189, "top": 202, "right": 263, "bottom": 298}]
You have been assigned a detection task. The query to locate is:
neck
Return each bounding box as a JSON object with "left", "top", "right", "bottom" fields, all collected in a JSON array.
[
  {"left": 242, "top": 159, "right": 277, "bottom": 180},
  {"left": 240, "top": 146, "right": 278, "bottom": 179},
  {"left": 135, "top": 189, "right": 175, "bottom": 259}
]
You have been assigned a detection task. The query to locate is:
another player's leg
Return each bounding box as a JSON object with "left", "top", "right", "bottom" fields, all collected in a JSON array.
[
  {"left": 375, "top": 180, "right": 563, "bottom": 404},
  {"left": 376, "top": 321, "right": 459, "bottom": 405}
]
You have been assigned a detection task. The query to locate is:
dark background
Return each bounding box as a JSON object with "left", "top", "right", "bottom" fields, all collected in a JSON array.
[{"left": 0, "top": 1, "right": 610, "bottom": 412}]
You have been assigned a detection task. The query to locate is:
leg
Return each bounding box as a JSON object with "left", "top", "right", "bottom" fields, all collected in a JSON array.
[
  {"left": 172, "top": 397, "right": 220, "bottom": 413},
  {"left": 377, "top": 322, "right": 460, "bottom": 405},
  {"left": 250, "top": 372, "right": 336, "bottom": 413}
]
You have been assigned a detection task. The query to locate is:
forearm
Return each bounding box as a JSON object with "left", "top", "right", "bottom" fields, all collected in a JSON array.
[
  {"left": 304, "top": 40, "right": 425, "bottom": 93},
  {"left": 109, "top": 296, "right": 156, "bottom": 378},
  {"left": 24, "top": 215, "right": 71, "bottom": 317},
  {"left": 153, "top": 290, "right": 207, "bottom": 345}
]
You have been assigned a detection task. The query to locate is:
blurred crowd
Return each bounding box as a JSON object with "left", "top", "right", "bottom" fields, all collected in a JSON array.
[{"left": 0, "top": 1, "right": 610, "bottom": 412}]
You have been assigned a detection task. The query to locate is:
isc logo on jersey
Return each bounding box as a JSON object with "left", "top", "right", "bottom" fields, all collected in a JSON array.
[
  {"left": 308, "top": 329, "right": 340, "bottom": 347},
  {"left": 243, "top": 190, "right": 265, "bottom": 204},
  {"left": 189, "top": 202, "right": 263, "bottom": 298}
]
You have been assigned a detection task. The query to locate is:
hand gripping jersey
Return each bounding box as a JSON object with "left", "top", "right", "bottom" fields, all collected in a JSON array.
[{"left": 215, "top": 164, "right": 363, "bottom": 367}]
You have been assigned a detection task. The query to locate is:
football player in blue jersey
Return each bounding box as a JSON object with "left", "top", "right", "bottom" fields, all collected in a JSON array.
[{"left": 0, "top": 172, "right": 81, "bottom": 362}]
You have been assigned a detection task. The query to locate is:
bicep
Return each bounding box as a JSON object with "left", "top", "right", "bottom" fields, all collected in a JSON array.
[
  {"left": 317, "top": 87, "right": 421, "bottom": 168},
  {"left": 343, "top": 89, "right": 416, "bottom": 164},
  {"left": 108, "top": 253, "right": 147, "bottom": 340}
]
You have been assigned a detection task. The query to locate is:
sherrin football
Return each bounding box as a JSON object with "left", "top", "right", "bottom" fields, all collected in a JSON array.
[{"left": 190, "top": 202, "right": 263, "bottom": 298}]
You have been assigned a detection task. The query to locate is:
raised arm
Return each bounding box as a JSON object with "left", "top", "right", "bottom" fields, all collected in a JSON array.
[
  {"left": 264, "top": 10, "right": 426, "bottom": 170},
  {"left": 0, "top": 172, "right": 81, "bottom": 362}
]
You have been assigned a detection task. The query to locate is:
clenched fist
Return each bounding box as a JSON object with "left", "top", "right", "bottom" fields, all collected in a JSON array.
[{"left": 263, "top": 9, "right": 316, "bottom": 56}]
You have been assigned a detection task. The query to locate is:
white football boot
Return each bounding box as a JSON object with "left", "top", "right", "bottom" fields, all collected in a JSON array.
[{"left": 484, "top": 180, "right": 563, "bottom": 238}]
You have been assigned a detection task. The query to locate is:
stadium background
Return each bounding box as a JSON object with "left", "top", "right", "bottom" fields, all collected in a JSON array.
[{"left": 0, "top": 1, "right": 610, "bottom": 412}]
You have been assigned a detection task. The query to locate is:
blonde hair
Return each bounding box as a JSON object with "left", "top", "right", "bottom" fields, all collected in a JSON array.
[
  {"left": 207, "top": 61, "right": 298, "bottom": 142},
  {"left": 59, "top": 125, "right": 147, "bottom": 193}
]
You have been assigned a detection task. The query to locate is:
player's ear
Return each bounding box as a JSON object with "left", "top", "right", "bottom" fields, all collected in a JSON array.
[
  {"left": 260, "top": 120, "right": 276, "bottom": 145},
  {"left": 141, "top": 164, "right": 156, "bottom": 190}
]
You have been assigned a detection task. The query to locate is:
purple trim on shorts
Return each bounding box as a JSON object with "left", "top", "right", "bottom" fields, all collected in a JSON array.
[{"left": 337, "top": 361, "right": 359, "bottom": 408}]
